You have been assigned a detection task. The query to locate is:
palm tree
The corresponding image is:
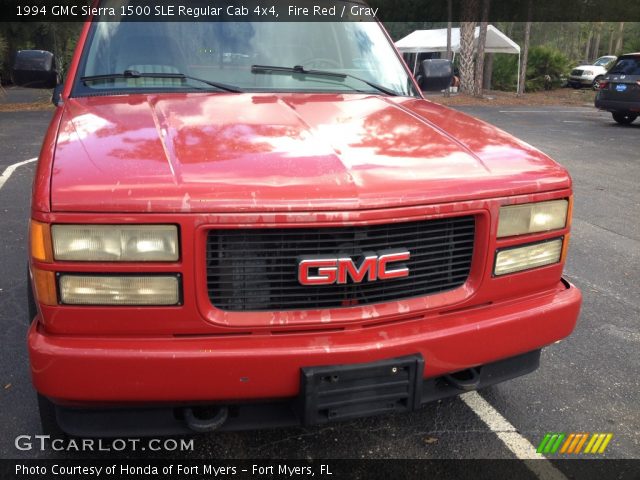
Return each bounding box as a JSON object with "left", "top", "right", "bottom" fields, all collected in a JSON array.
[
  {"left": 458, "top": 0, "right": 478, "bottom": 94},
  {"left": 474, "top": 0, "right": 491, "bottom": 97}
]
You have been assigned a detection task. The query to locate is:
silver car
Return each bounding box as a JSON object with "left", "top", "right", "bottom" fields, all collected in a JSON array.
[{"left": 568, "top": 55, "right": 616, "bottom": 89}]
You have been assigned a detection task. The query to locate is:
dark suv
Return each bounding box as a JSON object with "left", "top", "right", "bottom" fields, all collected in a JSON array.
[{"left": 595, "top": 53, "right": 640, "bottom": 125}]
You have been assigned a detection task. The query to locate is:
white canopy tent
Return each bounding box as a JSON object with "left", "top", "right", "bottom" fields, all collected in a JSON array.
[{"left": 396, "top": 25, "right": 521, "bottom": 92}]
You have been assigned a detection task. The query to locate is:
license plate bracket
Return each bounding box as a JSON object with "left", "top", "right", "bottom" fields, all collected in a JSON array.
[{"left": 299, "top": 355, "right": 424, "bottom": 426}]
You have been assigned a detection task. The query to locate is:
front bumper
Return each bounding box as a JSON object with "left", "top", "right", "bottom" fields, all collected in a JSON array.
[
  {"left": 30, "top": 279, "right": 581, "bottom": 407},
  {"left": 55, "top": 349, "right": 542, "bottom": 436},
  {"left": 569, "top": 76, "right": 594, "bottom": 86}
]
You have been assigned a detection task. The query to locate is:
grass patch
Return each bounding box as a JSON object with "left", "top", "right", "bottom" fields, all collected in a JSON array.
[
  {"left": 0, "top": 100, "right": 54, "bottom": 112},
  {"left": 427, "top": 88, "right": 598, "bottom": 107}
]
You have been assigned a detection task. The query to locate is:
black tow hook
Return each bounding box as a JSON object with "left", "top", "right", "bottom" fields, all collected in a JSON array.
[
  {"left": 444, "top": 367, "right": 481, "bottom": 391},
  {"left": 183, "top": 406, "right": 229, "bottom": 433}
]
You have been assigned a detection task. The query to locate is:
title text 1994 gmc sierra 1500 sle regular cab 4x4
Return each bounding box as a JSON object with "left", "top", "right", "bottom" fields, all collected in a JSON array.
[{"left": 13, "top": 4, "right": 581, "bottom": 436}]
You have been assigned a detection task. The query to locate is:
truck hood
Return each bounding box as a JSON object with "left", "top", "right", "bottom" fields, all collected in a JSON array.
[{"left": 51, "top": 93, "right": 570, "bottom": 213}]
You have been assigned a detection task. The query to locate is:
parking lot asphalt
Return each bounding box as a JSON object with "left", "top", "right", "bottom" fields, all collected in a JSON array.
[{"left": 0, "top": 99, "right": 638, "bottom": 465}]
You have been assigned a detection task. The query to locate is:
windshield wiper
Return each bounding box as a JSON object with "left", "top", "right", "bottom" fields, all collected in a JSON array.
[
  {"left": 81, "top": 70, "right": 243, "bottom": 93},
  {"left": 251, "top": 64, "right": 399, "bottom": 96}
]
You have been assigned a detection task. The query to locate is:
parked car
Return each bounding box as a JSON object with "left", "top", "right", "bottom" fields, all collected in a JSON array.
[
  {"left": 595, "top": 53, "right": 640, "bottom": 125},
  {"left": 13, "top": 8, "right": 581, "bottom": 437},
  {"left": 568, "top": 55, "right": 617, "bottom": 89}
]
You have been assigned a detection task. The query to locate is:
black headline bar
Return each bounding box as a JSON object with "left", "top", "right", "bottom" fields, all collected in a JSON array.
[
  {"left": 1, "top": 459, "right": 639, "bottom": 480},
  {"left": 0, "top": 0, "right": 639, "bottom": 22}
]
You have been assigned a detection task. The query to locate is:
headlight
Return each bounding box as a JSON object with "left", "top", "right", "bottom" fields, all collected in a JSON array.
[
  {"left": 59, "top": 275, "right": 180, "bottom": 305},
  {"left": 497, "top": 200, "right": 568, "bottom": 238},
  {"left": 52, "top": 225, "right": 178, "bottom": 261},
  {"left": 494, "top": 239, "right": 563, "bottom": 276}
]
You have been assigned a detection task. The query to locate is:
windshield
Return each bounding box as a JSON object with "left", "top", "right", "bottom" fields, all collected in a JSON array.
[
  {"left": 75, "top": 20, "right": 417, "bottom": 97},
  {"left": 593, "top": 56, "right": 615, "bottom": 67}
]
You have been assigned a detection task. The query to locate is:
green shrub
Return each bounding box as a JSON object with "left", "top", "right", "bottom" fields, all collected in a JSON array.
[
  {"left": 492, "top": 54, "right": 519, "bottom": 91},
  {"left": 491, "top": 46, "right": 570, "bottom": 92},
  {"left": 525, "top": 46, "right": 569, "bottom": 91}
]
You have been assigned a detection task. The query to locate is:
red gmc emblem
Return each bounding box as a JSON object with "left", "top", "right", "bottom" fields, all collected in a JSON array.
[{"left": 298, "top": 251, "right": 410, "bottom": 286}]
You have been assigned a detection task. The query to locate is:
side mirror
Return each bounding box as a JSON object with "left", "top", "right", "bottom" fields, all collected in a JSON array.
[
  {"left": 11, "top": 50, "right": 58, "bottom": 89},
  {"left": 52, "top": 84, "right": 64, "bottom": 106},
  {"left": 419, "top": 59, "right": 453, "bottom": 92}
]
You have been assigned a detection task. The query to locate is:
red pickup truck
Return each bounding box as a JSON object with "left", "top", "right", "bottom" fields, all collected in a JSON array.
[{"left": 14, "top": 11, "right": 581, "bottom": 436}]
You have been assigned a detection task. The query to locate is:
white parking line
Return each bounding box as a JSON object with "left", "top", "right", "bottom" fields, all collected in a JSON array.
[
  {"left": 0, "top": 157, "right": 37, "bottom": 191},
  {"left": 460, "top": 391, "right": 567, "bottom": 479}
]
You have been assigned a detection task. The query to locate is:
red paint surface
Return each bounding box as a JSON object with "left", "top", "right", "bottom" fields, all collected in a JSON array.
[{"left": 47, "top": 93, "right": 570, "bottom": 214}]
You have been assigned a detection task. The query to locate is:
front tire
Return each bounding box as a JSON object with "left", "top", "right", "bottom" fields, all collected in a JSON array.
[{"left": 612, "top": 112, "right": 638, "bottom": 125}]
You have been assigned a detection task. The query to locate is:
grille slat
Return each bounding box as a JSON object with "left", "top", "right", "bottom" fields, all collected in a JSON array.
[
  {"left": 206, "top": 216, "right": 475, "bottom": 311},
  {"left": 210, "top": 217, "right": 473, "bottom": 238},
  {"left": 205, "top": 227, "right": 474, "bottom": 245},
  {"left": 205, "top": 238, "right": 475, "bottom": 262},
  {"left": 205, "top": 280, "right": 469, "bottom": 306},
  {"left": 206, "top": 278, "right": 470, "bottom": 296},
  {"left": 207, "top": 266, "right": 471, "bottom": 288},
  {"left": 205, "top": 235, "right": 475, "bottom": 256},
  {"left": 206, "top": 256, "right": 473, "bottom": 277}
]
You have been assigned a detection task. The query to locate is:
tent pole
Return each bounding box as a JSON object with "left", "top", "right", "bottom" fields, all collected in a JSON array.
[
  {"left": 413, "top": 53, "right": 419, "bottom": 76},
  {"left": 517, "top": 52, "right": 521, "bottom": 93}
]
